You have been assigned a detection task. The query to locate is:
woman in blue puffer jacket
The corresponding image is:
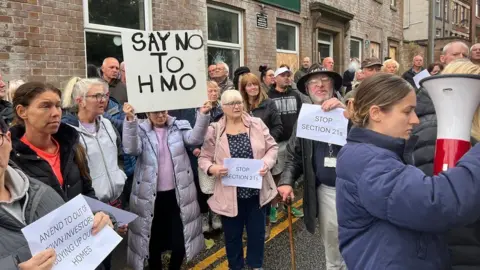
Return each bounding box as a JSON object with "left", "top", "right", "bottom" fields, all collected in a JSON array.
[{"left": 336, "top": 73, "right": 480, "bottom": 270}]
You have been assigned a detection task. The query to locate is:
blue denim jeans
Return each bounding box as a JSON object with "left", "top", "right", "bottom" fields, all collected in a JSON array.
[{"left": 221, "top": 195, "right": 266, "bottom": 270}]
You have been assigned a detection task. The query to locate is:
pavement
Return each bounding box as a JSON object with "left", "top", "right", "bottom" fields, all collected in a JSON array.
[{"left": 112, "top": 183, "right": 327, "bottom": 270}]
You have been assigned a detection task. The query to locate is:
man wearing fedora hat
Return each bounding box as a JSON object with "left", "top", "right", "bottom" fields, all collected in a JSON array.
[{"left": 277, "top": 67, "right": 347, "bottom": 270}]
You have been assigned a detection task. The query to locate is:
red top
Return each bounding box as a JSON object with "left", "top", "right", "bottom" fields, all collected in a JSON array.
[{"left": 20, "top": 135, "right": 64, "bottom": 186}]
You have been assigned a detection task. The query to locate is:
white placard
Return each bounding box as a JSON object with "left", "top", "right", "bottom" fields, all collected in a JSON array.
[
  {"left": 83, "top": 195, "right": 138, "bottom": 227},
  {"left": 413, "top": 69, "right": 431, "bottom": 89},
  {"left": 296, "top": 104, "right": 348, "bottom": 146},
  {"left": 122, "top": 30, "right": 208, "bottom": 113},
  {"left": 21, "top": 195, "right": 122, "bottom": 270},
  {"left": 222, "top": 158, "right": 264, "bottom": 189}
]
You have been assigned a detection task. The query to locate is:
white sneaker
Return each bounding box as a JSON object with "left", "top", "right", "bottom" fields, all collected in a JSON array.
[
  {"left": 211, "top": 212, "right": 222, "bottom": 230},
  {"left": 202, "top": 213, "right": 211, "bottom": 233}
]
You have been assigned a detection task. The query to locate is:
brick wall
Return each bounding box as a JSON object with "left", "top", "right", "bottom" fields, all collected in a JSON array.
[{"left": 1, "top": 0, "right": 85, "bottom": 88}]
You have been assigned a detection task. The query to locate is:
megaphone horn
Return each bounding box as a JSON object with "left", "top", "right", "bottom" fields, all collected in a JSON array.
[{"left": 420, "top": 74, "right": 480, "bottom": 175}]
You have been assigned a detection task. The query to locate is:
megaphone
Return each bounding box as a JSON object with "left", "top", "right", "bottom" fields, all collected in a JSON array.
[{"left": 420, "top": 74, "right": 480, "bottom": 175}]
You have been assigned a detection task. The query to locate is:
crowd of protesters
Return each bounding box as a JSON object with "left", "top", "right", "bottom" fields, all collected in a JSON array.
[{"left": 3, "top": 39, "right": 480, "bottom": 270}]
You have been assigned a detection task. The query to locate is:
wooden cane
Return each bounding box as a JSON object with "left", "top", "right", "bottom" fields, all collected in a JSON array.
[{"left": 286, "top": 197, "right": 296, "bottom": 270}]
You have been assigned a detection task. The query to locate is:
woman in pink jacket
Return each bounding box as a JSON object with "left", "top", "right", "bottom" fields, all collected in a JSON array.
[{"left": 199, "top": 90, "right": 278, "bottom": 270}]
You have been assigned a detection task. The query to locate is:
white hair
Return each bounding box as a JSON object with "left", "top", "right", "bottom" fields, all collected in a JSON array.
[
  {"left": 220, "top": 89, "right": 242, "bottom": 105},
  {"left": 62, "top": 77, "right": 108, "bottom": 109},
  {"left": 6, "top": 79, "right": 25, "bottom": 102},
  {"left": 217, "top": 62, "right": 229, "bottom": 73},
  {"left": 470, "top": 43, "right": 480, "bottom": 52},
  {"left": 442, "top": 41, "right": 469, "bottom": 55}
]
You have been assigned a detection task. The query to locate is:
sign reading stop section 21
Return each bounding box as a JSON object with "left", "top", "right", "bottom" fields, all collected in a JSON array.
[{"left": 296, "top": 103, "right": 348, "bottom": 146}]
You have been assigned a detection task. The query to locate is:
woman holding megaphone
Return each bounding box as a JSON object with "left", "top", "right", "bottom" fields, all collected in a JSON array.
[{"left": 337, "top": 73, "right": 480, "bottom": 270}]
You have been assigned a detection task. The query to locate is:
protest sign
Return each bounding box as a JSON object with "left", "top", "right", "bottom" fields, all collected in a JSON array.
[
  {"left": 121, "top": 30, "right": 208, "bottom": 113},
  {"left": 222, "top": 158, "right": 264, "bottom": 189},
  {"left": 21, "top": 195, "right": 122, "bottom": 270},
  {"left": 413, "top": 69, "right": 430, "bottom": 89},
  {"left": 296, "top": 103, "right": 348, "bottom": 146},
  {"left": 83, "top": 195, "right": 138, "bottom": 227}
]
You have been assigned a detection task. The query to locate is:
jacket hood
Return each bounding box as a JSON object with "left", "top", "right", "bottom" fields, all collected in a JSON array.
[
  {"left": 415, "top": 88, "right": 436, "bottom": 118},
  {"left": 347, "top": 127, "right": 418, "bottom": 164},
  {"left": 3, "top": 166, "right": 30, "bottom": 204},
  {"left": 10, "top": 123, "right": 80, "bottom": 157}
]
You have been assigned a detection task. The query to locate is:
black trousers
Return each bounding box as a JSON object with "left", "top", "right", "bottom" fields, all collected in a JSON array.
[{"left": 148, "top": 189, "right": 186, "bottom": 270}]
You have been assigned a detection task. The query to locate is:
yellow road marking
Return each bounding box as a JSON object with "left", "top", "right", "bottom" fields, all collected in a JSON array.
[{"left": 190, "top": 199, "right": 303, "bottom": 270}]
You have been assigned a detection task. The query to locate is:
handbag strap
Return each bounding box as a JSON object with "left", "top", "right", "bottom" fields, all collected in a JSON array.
[{"left": 212, "top": 122, "right": 220, "bottom": 162}]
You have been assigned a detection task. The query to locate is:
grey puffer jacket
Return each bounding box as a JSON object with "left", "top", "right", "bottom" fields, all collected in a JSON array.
[
  {"left": 0, "top": 165, "right": 65, "bottom": 270},
  {"left": 123, "top": 113, "right": 209, "bottom": 270}
]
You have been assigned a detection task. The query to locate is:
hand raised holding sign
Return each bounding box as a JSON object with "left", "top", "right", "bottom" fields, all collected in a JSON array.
[
  {"left": 321, "top": 97, "right": 346, "bottom": 112},
  {"left": 199, "top": 100, "right": 213, "bottom": 114},
  {"left": 123, "top": 103, "right": 135, "bottom": 121},
  {"left": 19, "top": 248, "right": 56, "bottom": 270}
]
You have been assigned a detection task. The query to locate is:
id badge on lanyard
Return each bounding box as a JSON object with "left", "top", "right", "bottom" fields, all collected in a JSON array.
[{"left": 324, "top": 144, "right": 337, "bottom": 168}]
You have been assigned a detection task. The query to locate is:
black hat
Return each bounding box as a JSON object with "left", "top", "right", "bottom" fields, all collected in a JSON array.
[
  {"left": 297, "top": 66, "right": 343, "bottom": 94},
  {"left": 233, "top": 66, "right": 251, "bottom": 88}
]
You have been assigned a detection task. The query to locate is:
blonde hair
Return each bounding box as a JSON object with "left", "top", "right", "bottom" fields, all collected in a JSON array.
[
  {"left": 348, "top": 73, "right": 413, "bottom": 127},
  {"left": 239, "top": 73, "right": 268, "bottom": 111},
  {"left": 220, "top": 89, "right": 243, "bottom": 105},
  {"left": 207, "top": 80, "right": 220, "bottom": 91},
  {"left": 62, "top": 77, "right": 108, "bottom": 109},
  {"left": 441, "top": 59, "right": 480, "bottom": 141},
  {"left": 382, "top": 59, "right": 400, "bottom": 74},
  {"left": 6, "top": 79, "right": 25, "bottom": 102}
]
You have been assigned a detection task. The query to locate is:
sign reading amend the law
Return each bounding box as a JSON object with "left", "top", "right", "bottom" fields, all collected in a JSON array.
[{"left": 122, "top": 30, "right": 208, "bottom": 113}]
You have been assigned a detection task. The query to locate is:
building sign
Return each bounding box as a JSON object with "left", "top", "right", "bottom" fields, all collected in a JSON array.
[
  {"left": 256, "top": 13, "right": 268, "bottom": 28},
  {"left": 257, "top": 0, "right": 300, "bottom": 13}
]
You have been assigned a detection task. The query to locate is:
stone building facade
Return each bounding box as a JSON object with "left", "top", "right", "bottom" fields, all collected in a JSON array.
[{"left": 1, "top": 0, "right": 404, "bottom": 88}]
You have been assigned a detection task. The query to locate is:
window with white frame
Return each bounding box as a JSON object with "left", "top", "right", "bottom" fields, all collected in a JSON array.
[
  {"left": 350, "top": 38, "right": 362, "bottom": 60},
  {"left": 318, "top": 31, "right": 333, "bottom": 62},
  {"left": 435, "top": 0, "right": 441, "bottom": 17},
  {"left": 276, "top": 21, "right": 298, "bottom": 53},
  {"left": 83, "top": 0, "right": 152, "bottom": 68},
  {"left": 391, "top": 0, "right": 396, "bottom": 7},
  {"left": 207, "top": 5, "right": 242, "bottom": 79}
]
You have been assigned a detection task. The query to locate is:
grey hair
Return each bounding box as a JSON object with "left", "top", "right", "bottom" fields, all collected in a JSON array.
[
  {"left": 217, "top": 62, "right": 229, "bottom": 73},
  {"left": 62, "top": 77, "right": 108, "bottom": 109},
  {"left": 442, "top": 41, "right": 469, "bottom": 55},
  {"left": 470, "top": 43, "right": 480, "bottom": 52}
]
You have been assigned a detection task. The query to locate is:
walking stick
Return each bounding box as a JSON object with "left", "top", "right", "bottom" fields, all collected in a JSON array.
[{"left": 286, "top": 196, "right": 296, "bottom": 270}]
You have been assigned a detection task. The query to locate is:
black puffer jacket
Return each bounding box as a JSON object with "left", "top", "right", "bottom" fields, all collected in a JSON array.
[
  {"left": 0, "top": 100, "right": 14, "bottom": 126},
  {"left": 412, "top": 88, "right": 436, "bottom": 176},
  {"left": 9, "top": 123, "right": 96, "bottom": 201},
  {"left": 412, "top": 89, "right": 480, "bottom": 269},
  {"left": 249, "top": 98, "right": 283, "bottom": 142}
]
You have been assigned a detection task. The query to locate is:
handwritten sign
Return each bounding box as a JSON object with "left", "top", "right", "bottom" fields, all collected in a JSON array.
[
  {"left": 222, "top": 158, "right": 264, "bottom": 189},
  {"left": 21, "top": 195, "right": 122, "bottom": 270},
  {"left": 122, "top": 30, "right": 208, "bottom": 113},
  {"left": 296, "top": 103, "right": 348, "bottom": 146}
]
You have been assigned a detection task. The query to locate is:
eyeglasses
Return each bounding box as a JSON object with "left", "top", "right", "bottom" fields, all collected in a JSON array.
[
  {"left": 0, "top": 133, "right": 9, "bottom": 147},
  {"left": 223, "top": 101, "right": 243, "bottom": 107},
  {"left": 85, "top": 93, "right": 109, "bottom": 102},
  {"left": 307, "top": 77, "right": 332, "bottom": 87}
]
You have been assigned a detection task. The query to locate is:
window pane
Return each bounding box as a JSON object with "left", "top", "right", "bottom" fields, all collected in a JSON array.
[
  {"left": 86, "top": 32, "right": 123, "bottom": 68},
  {"left": 318, "top": 43, "right": 331, "bottom": 62},
  {"left": 277, "top": 23, "right": 296, "bottom": 51},
  {"left": 208, "top": 47, "right": 240, "bottom": 79},
  {"left": 88, "top": 0, "right": 145, "bottom": 29},
  {"left": 350, "top": 40, "right": 361, "bottom": 59},
  {"left": 208, "top": 7, "right": 239, "bottom": 44},
  {"left": 318, "top": 32, "right": 332, "bottom": 43}
]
